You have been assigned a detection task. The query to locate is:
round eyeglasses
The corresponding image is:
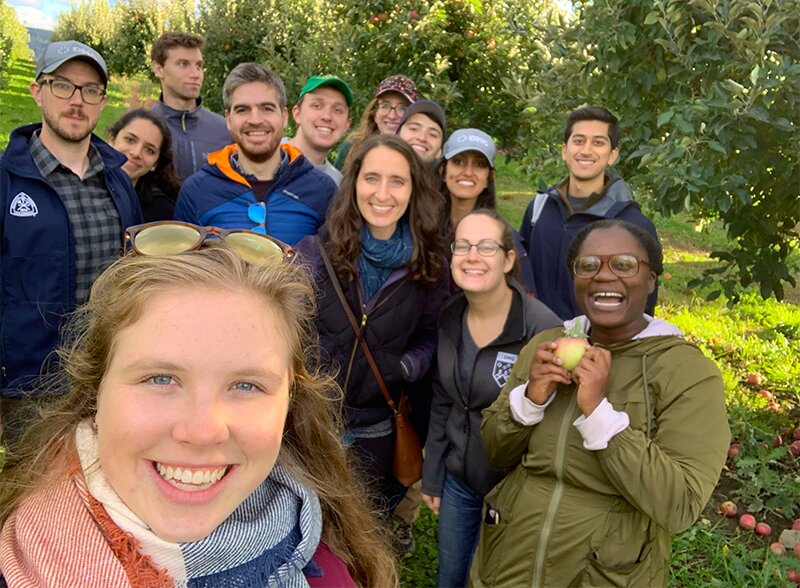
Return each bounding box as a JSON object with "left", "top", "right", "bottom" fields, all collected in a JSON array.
[
  {"left": 450, "top": 239, "right": 507, "bottom": 257},
  {"left": 572, "top": 254, "right": 650, "bottom": 279},
  {"left": 39, "top": 78, "right": 106, "bottom": 105}
]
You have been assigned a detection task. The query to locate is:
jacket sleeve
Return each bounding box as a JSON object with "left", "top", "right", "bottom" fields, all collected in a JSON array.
[
  {"left": 421, "top": 371, "right": 453, "bottom": 497},
  {"left": 596, "top": 349, "right": 730, "bottom": 534},
  {"left": 173, "top": 179, "right": 200, "bottom": 223},
  {"left": 400, "top": 269, "right": 451, "bottom": 382},
  {"left": 480, "top": 335, "right": 543, "bottom": 468}
]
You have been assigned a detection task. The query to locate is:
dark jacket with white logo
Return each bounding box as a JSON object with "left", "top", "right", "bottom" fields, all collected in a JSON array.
[
  {"left": 421, "top": 280, "right": 560, "bottom": 498},
  {"left": 0, "top": 123, "right": 142, "bottom": 397}
]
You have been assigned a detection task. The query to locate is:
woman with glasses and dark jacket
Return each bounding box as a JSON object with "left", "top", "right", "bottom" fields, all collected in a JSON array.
[
  {"left": 421, "top": 209, "right": 560, "bottom": 587},
  {"left": 334, "top": 75, "right": 418, "bottom": 171},
  {"left": 296, "top": 134, "right": 449, "bottom": 520}
]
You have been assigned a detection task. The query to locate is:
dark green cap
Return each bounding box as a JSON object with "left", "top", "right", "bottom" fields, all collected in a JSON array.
[{"left": 298, "top": 75, "right": 353, "bottom": 107}]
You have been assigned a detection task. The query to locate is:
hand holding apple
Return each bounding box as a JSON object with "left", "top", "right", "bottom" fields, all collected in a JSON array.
[
  {"left": 572, "top": 347, "right": 612, "bottom": 417},
  {"left": 525, "top": 341, "right": 571, "bottom": 405}
]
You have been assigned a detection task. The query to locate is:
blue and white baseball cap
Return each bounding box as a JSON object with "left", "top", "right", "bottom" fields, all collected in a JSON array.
[
  {"left": 35, "top": 40, "right": 108, "bottom": 85},
  {"left": 442, "top": 128, "right": 496, "bottom": 168}
]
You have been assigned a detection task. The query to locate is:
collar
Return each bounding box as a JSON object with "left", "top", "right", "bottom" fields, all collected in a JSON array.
[
  {"left": 29, "top": 130, "right": 104, "bottom": 178},
  {"left": 157, "top": 93, "right": 203, "bottom": 114},
  {"left": 564, "top": 314, "right": 683, "bottom": 340}
]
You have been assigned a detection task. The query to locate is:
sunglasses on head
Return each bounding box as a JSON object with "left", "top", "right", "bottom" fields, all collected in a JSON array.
[{"left": 124, "top": 222, "right": 293, "bottom": 266}]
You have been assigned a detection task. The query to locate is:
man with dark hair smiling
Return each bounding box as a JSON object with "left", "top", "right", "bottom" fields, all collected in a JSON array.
[
  {"left": 520, "top": 105, "right": 658, "bottom": 320},
  {"left": 0, "top": 41, "right": 141, "bottom": 440},
  {"left": 173, "top": 63, "right": 336, "bottom": 246}
]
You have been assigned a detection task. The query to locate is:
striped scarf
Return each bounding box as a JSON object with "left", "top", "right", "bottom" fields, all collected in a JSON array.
[{"left": 0, "top": 421, "right": 322, "bottom": 587}]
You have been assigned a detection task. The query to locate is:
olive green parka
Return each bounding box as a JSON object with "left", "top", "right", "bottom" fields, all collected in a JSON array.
[{"left": 470, "top": 320, "right": 729, "bottom": 587}]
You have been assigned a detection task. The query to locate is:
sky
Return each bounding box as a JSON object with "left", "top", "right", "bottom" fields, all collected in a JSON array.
[{"left": 8, "top": 0, "right": 91, "bottom": 30}]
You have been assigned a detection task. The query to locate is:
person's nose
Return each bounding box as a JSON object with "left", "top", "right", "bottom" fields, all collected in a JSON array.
[
  {"left": 594, "top": 259, "right": 617, "bottom": 281},
  {"left": 466, "top": 243, "right": 482, "bottom": 261},
  {"left": 171, "top": 391, "right": 231, "bottom": 446},
  {"left": 128, "top": 143, "right": 142, "bottom": 160}
]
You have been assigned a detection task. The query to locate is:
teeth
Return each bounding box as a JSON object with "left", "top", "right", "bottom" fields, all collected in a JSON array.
[
  {"left": 594, "top": 292, "right": 623, "bottom": 298},
  {"left": 463, "top": 269, "right": 485, "bottom": 275},
  {"left": 155, "top": 463, "right": 228, "bottom": 489},
  {"left": 371, "top": 203, "right": 392, "bottom": 212},
  {"left": 456, "top": 180, "right": 475, "bottom": 187}
]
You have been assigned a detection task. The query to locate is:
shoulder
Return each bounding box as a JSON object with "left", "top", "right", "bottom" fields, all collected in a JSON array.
[{"left": 305, "top": 543, "right": 355, "bottom": 588}]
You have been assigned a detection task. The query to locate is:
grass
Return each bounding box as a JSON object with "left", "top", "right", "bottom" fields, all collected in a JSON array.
[{"left": 2, "top": 57, "right": 799, "bottom": 586}]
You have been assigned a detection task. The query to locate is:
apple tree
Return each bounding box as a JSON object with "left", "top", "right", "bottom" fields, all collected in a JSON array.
[
  {"left": 0, "top": 0, "right": 31, "bottom": 87},
  {"left": 510, "top": 0, "right": 799, "bottom": 303}
]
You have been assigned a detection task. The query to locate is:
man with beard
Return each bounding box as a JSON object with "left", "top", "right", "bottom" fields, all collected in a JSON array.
[
  {"left": 0, "top": 41, "right": 141, "bottom": 441},
  {"left": 174, "top": 63, "right": 337, "bottom": 246},
  {"left": 149, "top": 32, "right": 231, "bottom": 182}
]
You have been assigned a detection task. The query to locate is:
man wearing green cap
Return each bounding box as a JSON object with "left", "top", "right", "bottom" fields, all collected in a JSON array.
[{"left": 287, "top": 75, "right": 352, "bottom": 185}]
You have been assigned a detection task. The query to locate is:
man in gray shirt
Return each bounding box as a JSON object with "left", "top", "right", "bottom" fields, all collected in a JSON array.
[{"left": 149, "top": 32, "right": 231, "bottom": 181}]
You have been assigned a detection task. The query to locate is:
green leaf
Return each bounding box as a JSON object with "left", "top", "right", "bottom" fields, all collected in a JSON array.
[
  {"left": 707, "top": 140, "right": 727, "bottom": 155},
  {"left": 705, "top": 290, "right": 722, "bottom": 301},
  {"left": 656, "top": 110, "right": 675, "bottom": 128},
  {"left": 643, "top": 11, "right": 659, "bottom": 26},
  {"left": 749, "top": 65, "right": 760, "bottom": 86}
]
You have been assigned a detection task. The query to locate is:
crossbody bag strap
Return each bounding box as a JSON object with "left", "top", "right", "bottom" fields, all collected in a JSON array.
[{"left": 315, "top": 235, "right": 397, "bottom": 412}]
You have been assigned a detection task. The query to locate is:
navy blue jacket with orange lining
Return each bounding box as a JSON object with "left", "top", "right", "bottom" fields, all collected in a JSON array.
[{"left": 173, "top": 143, "right": 337, "bottom": 246}]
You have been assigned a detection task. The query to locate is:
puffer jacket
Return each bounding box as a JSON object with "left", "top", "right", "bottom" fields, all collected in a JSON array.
[
  {"left": 470, "top": 319, "right": 730, "bottom": 587},
  {"left": 422, "top": 280, "right": 560, "bottom": 498},
  {"left": 295, "top": 232, "right": 450, "bottom": 428}
]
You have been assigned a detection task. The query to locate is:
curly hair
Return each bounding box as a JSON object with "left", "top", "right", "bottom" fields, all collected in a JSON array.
[
  {"left": 107, "top": 108, "right": 181, "bottom": 200},
  {"left": 324, "top": 134, "right": 446, "bottom": 286},
  {"left": 0, "top": 246, "right": 397, "bottom": 586}
]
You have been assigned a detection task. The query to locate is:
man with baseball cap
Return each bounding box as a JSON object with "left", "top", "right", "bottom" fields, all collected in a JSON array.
[
  {"left": 286, "top": 75, "right": 353, "bottom": 185},
  {"left": 396, "top": 99, "right": 447, "bottom": 166},
  {"left": 0, "top": 40, "right": 142, "bottom": 441}
]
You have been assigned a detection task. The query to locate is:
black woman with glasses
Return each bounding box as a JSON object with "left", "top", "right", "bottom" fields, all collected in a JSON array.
[
  {"left": 420, "top": 209, "right": 559, "bottom": 587},
  {"left": 0, "top": 222, "right": 397, "bottom": 587},
  {"left": 0, "top": 40, "right": 141, "bottom": 444},
  {"left": 334, "top": 75, "right": 418, "bottom": 172},
  {"left": 470, "top": 219, "right": 729, "bottom": 587}
]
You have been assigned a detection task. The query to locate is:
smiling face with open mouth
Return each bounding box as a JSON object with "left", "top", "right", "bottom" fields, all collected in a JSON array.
[
  {"left": 572, "top": 226, "right": 656, "bottom": 345},
  {"left": 95, "top": 286, "right": 291, "bottom": 542}
]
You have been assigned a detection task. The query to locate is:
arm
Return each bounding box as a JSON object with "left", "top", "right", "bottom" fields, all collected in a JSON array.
[
  {"left": 399, "top": 271, "right": 451, "bottom": 381},
  {"left": 172, "top": 180, "right": 199, "bottom": 223},
  {"left": 421, "top": 372, "right": 454, "bottom": 502},
  {"left": 594, "top": 350, "right": 730, "bottom": 533}
]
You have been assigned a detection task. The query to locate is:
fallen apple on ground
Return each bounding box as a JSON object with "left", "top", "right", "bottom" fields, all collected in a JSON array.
[{"left": 739, "top": 514, "right": 756, "bottom": 530}]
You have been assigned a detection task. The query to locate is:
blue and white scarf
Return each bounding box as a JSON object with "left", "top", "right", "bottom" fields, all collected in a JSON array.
[
  {"left": 76, "top": 421, "right": 322, "bottom": 587},
  {"left": 357, "top": 221, "right": 414, "bottom": 301}
]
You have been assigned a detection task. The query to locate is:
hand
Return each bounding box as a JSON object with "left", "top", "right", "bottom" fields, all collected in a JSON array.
[
  {"left": 422, "top": 492, "right": 440, "bottom": 515},
  {"left": 571, "top": 347, "right": 611, "bottom": 417},
  {"left": 525, "top": 341, "right": 571, "bottom": 405}
]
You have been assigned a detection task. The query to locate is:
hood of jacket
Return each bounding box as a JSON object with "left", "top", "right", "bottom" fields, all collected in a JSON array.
[{"left": 203, "top": 142, "right": 311, "bottom": 189}]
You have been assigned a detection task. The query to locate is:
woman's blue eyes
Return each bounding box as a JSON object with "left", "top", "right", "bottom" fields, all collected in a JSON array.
[{"left": 149, "top": 374, "right": 173, "bottom": 386}]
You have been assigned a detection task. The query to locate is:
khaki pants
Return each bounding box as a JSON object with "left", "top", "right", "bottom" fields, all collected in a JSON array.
[{"left": 394, "top": 479, "right": 422, "bottom": 524}]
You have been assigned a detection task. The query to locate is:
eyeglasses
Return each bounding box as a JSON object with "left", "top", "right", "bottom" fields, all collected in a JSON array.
[
  {"left": 572, "top": 254, "right": 649, "bottom": 279},
  {"left": 376, "top": 101, "right": 407, "bottom": 116},
  {"left": 124, "top": 222, "right": 293, "bottom": 265},
  {"left": 450, "top": 239, "right": 507, "bottom": 257},
  {"left": 39, "top": 78, "right": 106, "bottom": 105}
]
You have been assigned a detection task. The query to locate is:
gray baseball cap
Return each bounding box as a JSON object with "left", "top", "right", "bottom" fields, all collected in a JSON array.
[
  {"left": 442, "top": 128, "right": 496, "bottom": 168},
  {"left": 35, "top": 40, "right": 108, "bottom": 85}
]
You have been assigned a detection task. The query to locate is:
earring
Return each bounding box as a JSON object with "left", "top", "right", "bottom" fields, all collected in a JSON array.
[{"left": 92, "top": 419, "right": 98, "bottom": 432}]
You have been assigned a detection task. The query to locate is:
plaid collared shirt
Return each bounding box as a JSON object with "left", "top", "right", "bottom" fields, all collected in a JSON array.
[{"left": 29, "top": 132, "right": 122, "bottom": 303}]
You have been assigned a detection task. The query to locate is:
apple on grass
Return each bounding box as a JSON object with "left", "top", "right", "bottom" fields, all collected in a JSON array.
[
  {"left": 738, "top": 514, "right": 756, "bottom": 530},
  {"left": 553, "top": 323, "right": 590, "bottom": 371}
]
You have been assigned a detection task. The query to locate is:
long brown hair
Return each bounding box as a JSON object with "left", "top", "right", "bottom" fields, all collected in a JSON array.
[
  {"left": 325, "top": 134, "right": 446, "bottom": 286},
  {"left": 0, "top": 246, "right": 397, "bottom": 586}
]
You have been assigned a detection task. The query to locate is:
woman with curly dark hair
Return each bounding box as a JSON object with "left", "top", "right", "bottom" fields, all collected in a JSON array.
[
  {"left": 108, "top": 109, "right": 181, "bottom": 221},
  {"left": 297, "top": 133, "right": 449, "bottom": 519}
]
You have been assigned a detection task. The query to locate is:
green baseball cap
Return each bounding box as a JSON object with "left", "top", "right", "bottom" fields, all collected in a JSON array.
[{"left": 298, "top": 75, "right": 353, "bottom": 107}]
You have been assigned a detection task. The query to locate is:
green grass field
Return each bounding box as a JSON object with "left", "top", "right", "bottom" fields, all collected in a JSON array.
[{"left": 2, "top": 58, "right": 799, "bottom": 587}]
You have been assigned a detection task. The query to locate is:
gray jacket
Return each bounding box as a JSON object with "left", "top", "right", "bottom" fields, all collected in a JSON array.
[{"left": 421, "top": 280, "right": 560, "bottom": 497}]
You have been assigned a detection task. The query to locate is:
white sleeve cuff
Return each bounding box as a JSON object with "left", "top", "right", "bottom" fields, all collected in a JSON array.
[
  {"left": 573, "top": 398, "right": 630, "bottom": 450},
  {"left": 509, "top": 383, "right": 556, "bottom": 425}
]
